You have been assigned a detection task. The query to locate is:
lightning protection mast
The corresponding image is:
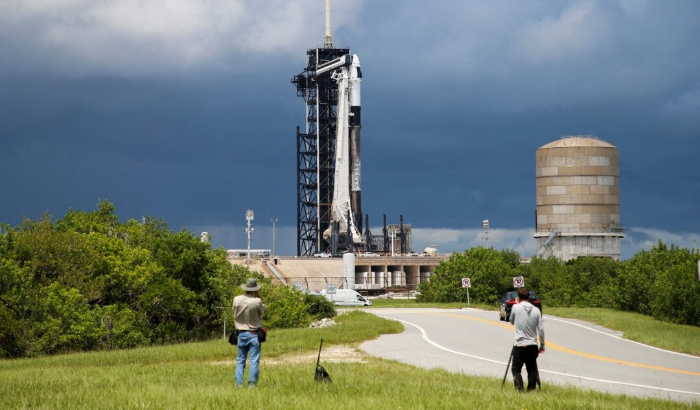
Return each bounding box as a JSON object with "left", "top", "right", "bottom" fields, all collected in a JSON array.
[
  {"left": 246, "top": 209, "right": 254, "bottom": 263},
  {"left": 292, "top": 0, "right": 355, "bottom": 257}
]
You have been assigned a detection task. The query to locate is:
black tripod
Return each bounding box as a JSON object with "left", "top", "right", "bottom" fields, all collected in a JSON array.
[{"left": 314, "top": 338, "right": 332, "bottom": 382}]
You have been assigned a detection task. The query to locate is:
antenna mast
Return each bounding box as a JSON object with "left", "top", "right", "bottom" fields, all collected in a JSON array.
[{"left": 324, "top": 0, "right": 333, "bottom": 48}]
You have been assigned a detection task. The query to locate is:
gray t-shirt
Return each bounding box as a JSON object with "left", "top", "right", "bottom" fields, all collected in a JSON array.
[{"left": 510, "top": 301, "right": 544, "bottom": 349}]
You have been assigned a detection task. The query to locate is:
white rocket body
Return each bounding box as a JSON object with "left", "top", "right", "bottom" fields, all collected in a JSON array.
[
  {"left": 349, "top": 55, "right": 362, "bottom": 234},
  {"left": 319, "top": 54, "right": 363, "bottom": 245}
]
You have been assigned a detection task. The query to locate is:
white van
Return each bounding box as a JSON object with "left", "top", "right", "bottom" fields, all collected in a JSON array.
[{"left": 320, "top": 289, "right": 372, "bottom": 306}]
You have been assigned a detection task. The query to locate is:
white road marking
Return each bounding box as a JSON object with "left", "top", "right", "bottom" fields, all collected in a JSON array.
[
  {"left": 378, "top": 315, "right": 700, "bottom": 398},
  {"left": 544, "top": 315, "right": 700, "bottom": 360}
]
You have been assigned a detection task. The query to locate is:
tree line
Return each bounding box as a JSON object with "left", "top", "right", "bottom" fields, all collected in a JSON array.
[
  {"left": 0, "top": 201, "right": 334, "bottom": 358},
  {"left": 3, "top": 201, "right": 696, "bottom": 358},
  {"left": 417, "top": 244, "right": 700, "bottom": 327}
]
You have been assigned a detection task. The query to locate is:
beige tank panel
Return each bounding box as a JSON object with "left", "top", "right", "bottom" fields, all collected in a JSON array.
[
  {"left": 535, "top": 136, "right": 621, "bottom": 233},
  {"left": 538, "top": 136, "right": 617, "bottom": 149}
]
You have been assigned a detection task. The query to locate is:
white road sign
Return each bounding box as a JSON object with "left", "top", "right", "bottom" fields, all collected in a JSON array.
[
  {"left": 462, "top": 278, "right": 471, "bottom": 288},
  {"left": 513, "top": 276, "right": 525, "bottom": 288}
]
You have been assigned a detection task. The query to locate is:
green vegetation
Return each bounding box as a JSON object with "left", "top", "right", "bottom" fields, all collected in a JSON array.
[
  {"left": 367, "top": 298, "right": 487, "bottom": 310},
  {"left": 0, "top": 201, "right": 334, "bottom": 358},
  {"left": 1, "top": 311, "right": 695, "bottom": 410},
  {"left": 417, "top": 244, "right": 700, "bottom": 327},
  {"left": 2, "top": 200, "right": 698, "bottom": 365},
  {"left": 418, "top": 247, "right": 521, "bottom": 305}
]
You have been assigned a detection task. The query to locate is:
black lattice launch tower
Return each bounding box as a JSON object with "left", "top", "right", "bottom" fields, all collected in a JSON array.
[{"left": 292, "top": 43, "right": 349, "bottom": 257}]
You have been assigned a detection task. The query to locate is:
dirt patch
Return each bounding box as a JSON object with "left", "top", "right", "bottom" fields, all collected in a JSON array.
[{"left": 211, "top": 345, "right": 368, "bottom": 366}]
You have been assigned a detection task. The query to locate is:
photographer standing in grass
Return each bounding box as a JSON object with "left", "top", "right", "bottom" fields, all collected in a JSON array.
[
  {"left": 509, "top": 287, "right": 545, "bottom": 392},
  {"left": 233, "top": 278, "right": 266, "bottom": 387}
]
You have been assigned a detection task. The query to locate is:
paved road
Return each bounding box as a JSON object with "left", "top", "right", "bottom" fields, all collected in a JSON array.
[{"left": 359, "top": 308, "right": 700, "bottom": 404}]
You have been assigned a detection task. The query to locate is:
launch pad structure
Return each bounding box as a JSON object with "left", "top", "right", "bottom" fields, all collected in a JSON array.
[
  {"left": 292, "top": 0, "right": 368, "bottom": 257},
  {"left": 292, "top": 1, "right": 415, "bottom": 258},
  {"left": 292, "top": 46, "right": 349, "bottom": 257}
]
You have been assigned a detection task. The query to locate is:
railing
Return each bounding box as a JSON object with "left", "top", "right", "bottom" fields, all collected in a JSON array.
[
  {"left": 536, "top": 229, "right": 558, "bottom": 258},
  {"left": 542, "top": 229, "right": 558, "bottom": 248},
  {"left": 265, "top": 261, "right": 288, "bottom": 286},
  {"left": 534, "top": 226, "right": 626, "bottom": 235},
  {"left": 608, "top": 222, "right": 626, "bottom": 233}
]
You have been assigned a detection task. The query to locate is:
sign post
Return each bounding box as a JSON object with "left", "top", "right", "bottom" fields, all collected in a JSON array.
[
  {"left": 462, "top": 278, "right": 471, "bottom": 307},
  {"left": 326, "top": 284, "right": 336, "bottom": 303},
  {"left": 512, "top": 276, "right": 525, "bottom": 288}
]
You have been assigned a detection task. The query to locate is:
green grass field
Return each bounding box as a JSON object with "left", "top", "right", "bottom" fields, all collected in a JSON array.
[{"left": 1, "top": 310, "right": 698, "bottom": 409}]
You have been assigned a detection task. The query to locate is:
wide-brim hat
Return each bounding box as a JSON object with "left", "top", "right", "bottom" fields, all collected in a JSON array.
[{"left": 241, "top": 278, "right": 261, "bottom": 291}]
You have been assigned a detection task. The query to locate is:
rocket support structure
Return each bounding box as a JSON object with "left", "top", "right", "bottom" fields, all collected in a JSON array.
[{"left": 292, "top": 0, "right": 365, "bottom": 256}]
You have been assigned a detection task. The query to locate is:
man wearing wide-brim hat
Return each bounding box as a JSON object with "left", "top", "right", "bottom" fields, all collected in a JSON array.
[{"left": 233, "top": 278, "right": 266, "bottom": 387}]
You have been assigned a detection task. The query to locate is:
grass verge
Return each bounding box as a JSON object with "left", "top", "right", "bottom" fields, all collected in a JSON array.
[
  {"left": 545, "top": 307, "right": 700, "bottom": 356},
  {"left": 0, "top": 310, "right": 697, "bottom": 409},
  {"left": 367, "top": 298, "right": 487, "bottom": 310}
]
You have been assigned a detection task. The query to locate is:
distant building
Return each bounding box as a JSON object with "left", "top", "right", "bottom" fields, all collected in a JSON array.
[{"left": 227, "top": 249, "right": 270, "bottom": 259}]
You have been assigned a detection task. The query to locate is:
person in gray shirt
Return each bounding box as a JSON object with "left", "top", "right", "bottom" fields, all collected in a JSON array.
[
  {"left": 233, "top": 278, "right": 266, "bottom": 387},
  {"left": 509, "top": 287, "right": 545, "bottom": 391}
]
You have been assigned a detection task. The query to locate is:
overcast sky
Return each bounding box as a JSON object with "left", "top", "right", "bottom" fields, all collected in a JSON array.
[{"left": 1, "top": 0, "right": 698, "bottom": 259}]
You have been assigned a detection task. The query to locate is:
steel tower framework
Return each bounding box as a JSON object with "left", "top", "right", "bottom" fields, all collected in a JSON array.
[{"left": 292, "top": 46, "right": 350, "bottom": 257}]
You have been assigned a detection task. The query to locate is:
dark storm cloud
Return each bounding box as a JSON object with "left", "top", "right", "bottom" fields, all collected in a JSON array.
[{"left": 1, "top": 0, "right": 699, "bottom": 257}]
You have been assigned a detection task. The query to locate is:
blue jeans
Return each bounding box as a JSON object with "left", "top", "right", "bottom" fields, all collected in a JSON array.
[{"left": 235, "top": 331, "right": 261, "bottom": 387}]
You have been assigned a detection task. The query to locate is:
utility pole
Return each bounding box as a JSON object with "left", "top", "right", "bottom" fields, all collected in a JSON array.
[
  {"left": 246, "top": 209, "right": 254, "bottom": 264},
  {"left": 389, "top": 227, "right": 396, "bottom": 257},
  {"left": 482, "top": 219, "right": 490, "bottom": 245},
  {"left": 270, "top": 218, "right": 279, "bottom": 256}
]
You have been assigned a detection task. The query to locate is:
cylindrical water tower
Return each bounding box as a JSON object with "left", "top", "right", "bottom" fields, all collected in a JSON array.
[{"left": 534, "top": 135, "right": 625, "bottom": 260}]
